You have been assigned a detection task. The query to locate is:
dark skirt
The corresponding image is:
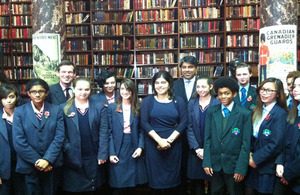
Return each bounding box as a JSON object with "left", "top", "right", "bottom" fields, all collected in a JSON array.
[
  {"left": 63, "top": 158, "right": 104, "bottom": 192},
  {"left": 245, "top": 167, "right": 277, "bottom": 194},
  {"left": 109, "top": 134, "right": 147, "bottom": 188},
  {"left": 187, "top": 149, "right": 211, "bottom": 181}
]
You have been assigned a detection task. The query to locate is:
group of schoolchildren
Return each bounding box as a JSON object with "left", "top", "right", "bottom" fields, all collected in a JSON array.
[{"left": 0, "top": 56, "right": 300, "bottom": 195}]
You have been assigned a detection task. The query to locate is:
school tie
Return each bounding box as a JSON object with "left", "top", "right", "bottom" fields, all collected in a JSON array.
[
  {"left": 223, "top": 107, "right": 230, "bottom": 118},
  {"left": 65, "top": 88, "right": 71, "bottom": 100},
  {"left": 288, "top": 99, "right": 292, "bottom": 110},
  {"left": 240, "top": 88, "right": 247, "bottom": 107},
  {"left": 35, "top": 112, "right": 42, "bottom": 120}
]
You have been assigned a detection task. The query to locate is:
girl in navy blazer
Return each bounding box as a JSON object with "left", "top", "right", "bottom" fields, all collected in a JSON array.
[
  {"left": 186, "top": 76, "right": 220, "bottom": 195},
  {"left": 12, "top": 79, "right": 65, "bottom": 195},
  {"left": 91, "top": 69, "right": 118, "bottom": 105},
  {"left": 61, "top": 77, "right": 109, "bottom": 193},
  {"left": 0, "top": 83, "right": 24, "bottom": 195},
  {"left": 108, "top": 79, "right": 147, "bottom": 194},
  {"left": 273, "top": 75, "right": 300, "bottom": 194},
  {"left": 245, "top": 78, "right": 288, "bottom": 194}
]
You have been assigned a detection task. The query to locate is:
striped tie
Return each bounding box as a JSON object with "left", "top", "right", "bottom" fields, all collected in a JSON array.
[
  {"left": 223, "top": 107, "right": 230, "bottom": 118},
  {"left": 65, "top": 88, "right": 71, "bottom": 100},
  {"left": 35, "top": 112, "right": 42, "bottom": 120},
  {"left": 241, "top": 88, "right": 247, "bottom": 107},
  {"left": 288, "top": 100, "right": 292, "bottom": 110}
]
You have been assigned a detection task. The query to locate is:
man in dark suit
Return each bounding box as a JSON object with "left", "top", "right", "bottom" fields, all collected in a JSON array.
[
  {"left": 174, "top": 56, "right": 197, "bottom": 106},
  {"left": 203, "top": 77, "right": 252, "bottom": 195},
  {"left": 47, "top": 60, "right": 76, "bottom": 105},
  {"left": 234, "top": 62, "right": 257, "bottom": 110}
]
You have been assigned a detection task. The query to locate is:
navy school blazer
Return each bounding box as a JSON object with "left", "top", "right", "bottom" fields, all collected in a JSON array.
[
  {"left": 61, "top": 99, "right": 109, "bottom": 168},
  {"left": 91, "top": 91, "right": 119, "bottom": 105},
  {"left": 233, "top": 85, "right": 257, "bottom": 110},
  {"left": 174, "top": 78, "right": 196, "bottom": 106},
  {"left": 203, "top": 103, "right": 252, "bottom": 176},
  {"left": 12, "top": 102, "right": 65, "bottom": 174},
  {"left": 251, "top": 103, "right": 287, "bottom": 175},
  {"left": 47, "top": 83, "right": 68, "bottom": 105},
  {"left": 275, "top": 116, "right": 300, "bottom": 184},
  {"left": 0, "top": 108, "right": 12, "bottom": 180},
  {"left": 107, "top": 104, "right": 144, "bottom": 156},
  {"left": 186, "top": 96, "right": 220, "bottom": 149}
]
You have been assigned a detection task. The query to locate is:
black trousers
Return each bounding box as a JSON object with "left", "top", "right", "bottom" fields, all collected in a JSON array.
[{"left": 211, "top": 170, "right": 243, "bottom": 195}]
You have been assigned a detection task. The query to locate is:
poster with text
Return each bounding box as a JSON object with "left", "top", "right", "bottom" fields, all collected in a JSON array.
[
  {"left": 32, "top": 33, "right": 61, "bottom": 86},
  {"left": 259, "top": 25, "right": 297, "bottom": 84}
]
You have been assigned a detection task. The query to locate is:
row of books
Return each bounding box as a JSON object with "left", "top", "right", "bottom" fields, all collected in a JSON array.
[
  {"left": 93, "top": 39, "right": 133, "bottom": 50},
  {"left": 0, "top": 16, "right": 9, "bottom": 26},
  {"left": 135, "top": 10, "right": 176, "bottom": 22},
  {"left": 65, "top": 13, "right": 90, "bottom": 24},
  {"left": 226, "top": 34, "right": 258, "bottom": 47},
  {"left": 65, "top": 40, "right": 90, "bottom": 51},
  {"left": 13, "top": 55, "right": 32, "bottom": 66},
  {"left": 196, "top": 65, "right": 224, "bottom": 77},
  {"left": 179, "top": 7, "right": 221, "bottom": 20},
  {"left": 137, "top": 82, "right": 153, "bottom": 95},
  {"left": 64, "top": 1, "right": 89, "bottom": 12},
  {"left": 92, "top": 0, "right": 131, "bottom": 11},
  {"left": 11, "top": 3, "right": 31, "bottom": 14},
  {"left": 179, "top": 0, "right": 223, "bottom": 6},
  {"left": 66, "top": 26, "right": 89, "bottom": 37},
  {"left": 93, "top": 54, "right": 134, "bottom": 65},
  {"left": 93, "top": 11, "right": 133, "bottom": 23},
  {"left": 225, "top": 5, "right": 259, "bottom": 18},
  {"left": 135, "top": 66, "right": 178, "bottom": 78},
  {"left": 135, "top": 22, "right": 176, "bottom": 35},
  {"left": 67, "top": 54, "right": 90, "bottom": 66},
  {"left": 0, "top": 28, "right": 32, "bottom": 39},
  {"left": 11, "top": 0, "right": 31, "bottom": 2},
  {"left": 179, "top": 21, "right": 222, "bottom": 33},
  {"left": 225, "top": 0, "right": 259, "bottom": 5},
  {"left": 12, "top": 15, "right": 32, "bottom": 26},
  {"left": 94, "top": 67, "right": 134, "bottom": 79},
  {"left": 4, "top": 68, "right": 33, "bottom": 80},
  {"left": 135, "top": 0, "right": 177, "bottom": 9},
  {"left": 225, "top": 18, "right": 260, "bottom": 31},
  {"left": 226, "top": 49, "right": 259, "bottom": 62},
  {"left": 12, "top": 41, "right": 31, "bottom": 52},
  {"left": 77, "top": 68, "right": 91, "bottom": 77},
  {"left": 136, "top": 52, "right": 175, "bottom": 64},
  {"left": 0, "top": 4, "right": 9, "bottom": 15},
  {"left": 136, "top": 37, "right": 176, "bottom": 49},
  {"left": 93, "top": 24, "right": 132, "bottom": 36},
  {"left": 180, "top": 35, "right": 223, "bottom": 48},
  {"left": 179, "top": 51, "right": 223, "bottom": 63}
]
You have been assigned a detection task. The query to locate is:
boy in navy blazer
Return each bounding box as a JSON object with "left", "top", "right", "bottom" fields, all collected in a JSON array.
[
  {"left": 233, "top": 62, "right": 257, "bottom": 111},
  {"left": 203, "top": 77, "right": 252, "bottom": 195}
]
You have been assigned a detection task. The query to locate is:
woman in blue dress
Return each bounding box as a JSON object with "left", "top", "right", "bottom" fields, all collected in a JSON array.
[
  {"left": 186, "top": 76, "right": 220, "bottom": 195},
  {"left": 91, "top": 69, "right": 118, "bottom": 105},
  {"left": 108, "top": 79, "right": 147, "bottom": 194},
  {"left": 0, "top": 83, "right": 24, "bottom": 195},
  {"left": 245, "top": 77, "right": 288, "bottom": 194},
  {"left": 62, "top": 77, "right": 109, "bottom": 194},
  {"left": 273, "top": 75, "right": 300, "bottom": 195},
  {"left": 141, "top": 71, "right": 187, "bottom": 194}
]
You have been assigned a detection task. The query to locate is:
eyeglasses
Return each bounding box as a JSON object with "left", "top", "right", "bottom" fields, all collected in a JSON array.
[
  {"left": 29, "top": 90, "right": 46, "bottom": 95},
  {"left": 259, "top": 88, "right": 277, "bottom": 94}
]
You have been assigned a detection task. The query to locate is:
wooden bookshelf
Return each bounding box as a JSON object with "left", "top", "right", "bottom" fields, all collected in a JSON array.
[{"left": 0, "top": 0, "right": 33, "bottom": 87}]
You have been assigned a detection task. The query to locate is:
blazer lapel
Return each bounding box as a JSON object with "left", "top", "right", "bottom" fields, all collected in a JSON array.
[
  {"left": 213, "top": 105, "right": 223, "bottom": 140},
  {"left": 55, "top": 84, "right": 67, "bottom": 103},
  {"left": 0, "top": 118, "right": 8, "bottom": 142},
  {"left": 69, "top": 103, "right": 79, "bottom": 132},
  {"left": 26, "top": 103, "right": 40, "bottom": 128},
  {"left": 40, "top": 102, "right": 50, "bottom": 129},
  {"left": 221, "top": 106, "right": 238, "bottom": 140},
  {"left": 117, "top": 106, "right": 124, "bottom": 128}
]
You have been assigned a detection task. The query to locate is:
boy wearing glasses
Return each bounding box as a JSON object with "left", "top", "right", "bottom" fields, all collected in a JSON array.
[
  {"left": 234, "top": 62, "right": 257, "bottom": 110},
  {"left": 203, "top": 77, "right": 252, "bottom": 195}
]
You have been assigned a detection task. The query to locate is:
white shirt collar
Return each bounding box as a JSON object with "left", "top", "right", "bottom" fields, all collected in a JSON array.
[
  {"left": 221, "top": 101, "right": 234, "bottom": 112},
  {"left": 2, "top": 108, "right": 13, "bottom": 124},
  {"left": 183, "top": 76, "right": 196, "bottom": 84},
  {"left": 60, "top": 82, "right": 73, "bottom": 91},
  {"left": 263, "top": 101, "right": 277, "bottom": 113},
  {"left": 75, "top": 100, "right": 89, "bottom": 110},
  {"left": 239, "top": 84, "right": 250, "bottom": 92},
  {"left": 31, "top": 101, "right": 44, "bottom": 114}
]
